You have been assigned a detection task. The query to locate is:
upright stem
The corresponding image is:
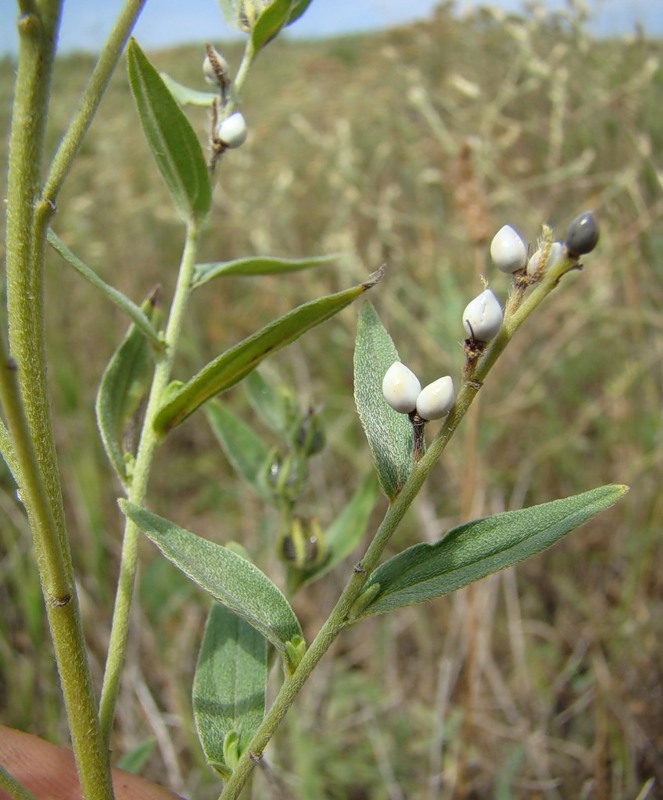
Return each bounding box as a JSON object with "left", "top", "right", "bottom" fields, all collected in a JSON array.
[
  {"left": 99, "top": 222, "right": 202, "bottom": 741},
  {"left": 3, "top": 3, "right": 114, "bottom": 798},
  {"left": 42, "top": 0, "right": 148, "bottom": 205}
]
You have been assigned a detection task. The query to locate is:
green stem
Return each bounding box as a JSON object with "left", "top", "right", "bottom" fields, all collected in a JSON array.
[
  {"left": 224, "top": 41, "right": 255, "bottom": 115},
  {"left": 4, "top": 3, "right": 115, "bottom": 798},
  {"left": 218, "top": 259, "right": 577, "bottom": 799},
  {"left": 41, "top": 0, "right": 148, "bottom": 206},
  {"left": 218, "top": 395, "right": 471, "bottom": 800},
  {"left": 99, "top": 221, "right": 202, "bottom": 742}
]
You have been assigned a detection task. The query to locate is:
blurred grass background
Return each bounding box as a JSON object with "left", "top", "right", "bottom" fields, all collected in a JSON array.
[{"left": 1, "top": 3, "right": 663, "bottom": 798}]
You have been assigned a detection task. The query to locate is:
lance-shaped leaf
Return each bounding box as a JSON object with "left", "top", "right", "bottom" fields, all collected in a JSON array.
[
  {"left": 204, "top": 399, "right": 273, "bottom": 501},
  {"left": 48, "top": 230, "right": 163, "bottom": 348},
  {"left": 160, "top": 71, "right": 218, "bottom": 107},
  {"left": 284, "top": 0, "right": 315, "bottom": 27},
  {"left": 250, "top": 0, "right": 313, "bottom": 54},
  {"left": 193, "top": 603, "right": 267, "bottom": 777},
  {"left": 351, "top": 484, "right": 629, "bottom": 620},
  {"left": 244, "top": 370, "right": 298, "bottom": 438},
  {"left": 115, "top": 739, "right": 156, "bottom": 775},
  {"left": 154, "top": 267, "right": 384, "bottom": 434},
  {"left": 96, "top": 289, "right": 163, "bottom": 488},
  {"left": 122, "top": 502, "right": 303, "bottom": 657},
  {"left": 127, "top": 39, "right": 211, "bottom": 225},
  {"left": 354, "top": 302, "right": 413, "bottom": 500},
  {"left": 192, "top": 254, "right": 336, "bottom": 289}
]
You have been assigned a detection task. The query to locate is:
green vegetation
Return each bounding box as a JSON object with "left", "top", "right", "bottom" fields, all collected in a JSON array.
[{"left": 1, "top": 4, "right": 662, "bottom": 797}]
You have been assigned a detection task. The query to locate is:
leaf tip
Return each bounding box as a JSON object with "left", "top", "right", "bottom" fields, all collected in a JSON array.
[{"left": 362, "top": 263, "right": 386, "bottom": 290}]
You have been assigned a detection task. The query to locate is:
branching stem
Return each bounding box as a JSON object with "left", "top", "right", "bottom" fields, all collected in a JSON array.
[{"left": 217, "top": 251, "right": 577, "bottom": 800}]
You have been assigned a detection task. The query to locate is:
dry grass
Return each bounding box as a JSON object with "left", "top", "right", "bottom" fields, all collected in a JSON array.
[{"left": 1, "top": 4, "right": 663, "bottom": 798}]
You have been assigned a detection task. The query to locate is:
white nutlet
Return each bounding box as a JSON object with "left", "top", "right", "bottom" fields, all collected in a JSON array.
[
  {"left": 526, "top": 241, "right": 563, "bottom": 277},
  {"left": 216, "top": 112, "right": 248, "bottom": 148},
  {"left": 463, "top": 289, "right": 503, "bottom": 342},
  {"left": 416, "top": 376, "right": 455, "bottom": 421},
  {"left": 382, "top": 362, "right": 421, "bottom": 414},
  {"left": 490, "top": 225, "right": 527, "bottom": 274}
]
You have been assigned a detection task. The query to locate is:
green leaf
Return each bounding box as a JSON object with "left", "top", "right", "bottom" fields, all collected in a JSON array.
[
  {"left": 243, "top": 369, "right": 298, "bottom": 438},
  {"left": 160, "top": 71, "right": 218, "bottom": 107},
  {"left": 354, "top": 302, "right": 413, "bottom": 500},
  {"left": 122, "top": 501, "right": 303, "bottom": 656},
  {"left": 193, "top": 603, "right": 267, "bottom": 775},
  {"left": 154, "top": 267, "right": 384, "bottom": 434},
  {"left": 204, "top": 399, "right": 273, "bottom": 501},
  {"left": 48, "top": 230, "right": 163, "bottom": 348},
  {"left": 96, "top": 289, "right": 163, "bottom": 488},
  {"left": 352, "top": 485, "right": 629, "bottom": 619},
  {"left": 192, "top": 254, "right": 336, "bottom": 289},
  {"left": 250, "top": 0, "right": 299, "bottom": 53},
  {"left": 115, "top": 739, "right": 156, "bottom": 774},
  {"left": 295, "top": 474, "right": 380, "bottom": 590},
  {"left": 284, "top": 0, "right": 315, "bottom": 27},
  {"left": 216, "top": 0, "right": 311, "bottom": 41},
  {"left": 127, "top": 39, "right": 211, "bottom": 225}
]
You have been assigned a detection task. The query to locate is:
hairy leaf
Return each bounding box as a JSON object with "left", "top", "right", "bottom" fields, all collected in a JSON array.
[
  {"left": 243, "top": 369, "right": 298, "bottom": 438},
  {"left": 48, "top": 230, "right": 163, "bottom": 348},
  {"left": 352, "top": 485, "right": 629, "bottom": 619},
  {"left": 193, "top": 603, "right": 267, "bottom": 776},
  {"left": 123, "top": 502, "right": 303, "bottom": 655},
  {"left": 96, "top": 289, "right": 162, "bottom": 488},
  {"left": 205, "top": 399, "right": 273, "bottom": 500},
  {"left": 154, "top": 267, "right": 383, "bottom": 433},
  {"left": 127, "top": 39, "right": 211, "bottom": 225},
  {"left": 250, "top": 0, "right": 301, "bottom": 53},
  {"left": 192, "top": 254, "right": 336, "bottom": 289},
  {"left": 354, "top": 302, "right": 413, "bottom": 500},
  {"left": 160, "top": 72, "right": 218, "bottom": 107}
]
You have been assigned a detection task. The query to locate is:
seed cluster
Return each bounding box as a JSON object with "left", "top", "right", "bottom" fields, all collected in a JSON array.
[
  {"left": 381, "top": 212, "right": 599, "bottom": 446},
  {"left": 382, "top": 362, "right": 455, "bottom": 421}
]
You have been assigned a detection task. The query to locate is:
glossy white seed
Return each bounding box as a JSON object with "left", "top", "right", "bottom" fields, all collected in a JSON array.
[
  {"left": 490, "top": 225, "right": 528, "bottom": 274},
  {"left": 216, "top": 112, "right": 247, "bottom": 148},
  {"left": 463, "top": 289, "right": 503, "bottom": 342},
  {"left": 526, "top": 241, "right": 564, "bottom": 276},
  {"left": 382, "top": 362, "right": 421, "bottom": 414},
  {"left": 416, "top": 376, "right": 455, "bottom": 421}
]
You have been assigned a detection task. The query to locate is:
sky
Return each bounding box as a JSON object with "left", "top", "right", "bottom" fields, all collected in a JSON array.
[{"left": 1, "top": 1, "right": 662, "bottom": 57}]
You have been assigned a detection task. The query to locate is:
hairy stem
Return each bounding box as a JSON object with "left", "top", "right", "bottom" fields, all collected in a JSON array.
[
  {"left": 42, "top": 0, "right": 148, "bottom": 206},
  {"left": 99, "top": 222, "right": 202, "bottom": 742},
  {"left": 218, "top": 258, "right": 578, "bottom": 799},
  {"left": 3, "top": 2, "right": 115, "bottom": 798}
]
